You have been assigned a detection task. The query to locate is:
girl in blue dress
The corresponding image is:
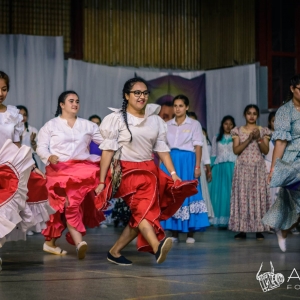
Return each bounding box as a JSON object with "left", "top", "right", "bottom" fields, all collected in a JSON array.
[
  {"left": 160, "top": 95, "right": 210, "bottom": 243},
  {"left": 262, "top": 74, "right": 300, "bottom": 252},
  {"left": 209, "top": 116, "right": 237, "bottom": 227}
]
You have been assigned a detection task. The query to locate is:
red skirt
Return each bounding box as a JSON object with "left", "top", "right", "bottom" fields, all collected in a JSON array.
[
  {"left": 95, "top": 160, "right": 198, "bottom": 252},
  {"left": 42, "top": 160, "right": 105, "bottom": 244}
]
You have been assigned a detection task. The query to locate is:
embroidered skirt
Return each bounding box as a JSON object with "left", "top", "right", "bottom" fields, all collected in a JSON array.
[{"left": 160, "top": 149, "right": 210, "bottom": 233}]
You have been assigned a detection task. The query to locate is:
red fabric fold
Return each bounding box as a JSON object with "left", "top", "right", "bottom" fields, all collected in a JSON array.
[
  {"left": 27, "top": 172, "right": 48, "bottom": 203},
  {"left": 95, "top": 160, "right": 198, "bottom": 252},
  {"left": 42, "top": 160, "right": 104, "bottom": 243},
  {"left": 0, "top": 164, "right": 19, "bottom": 206}
]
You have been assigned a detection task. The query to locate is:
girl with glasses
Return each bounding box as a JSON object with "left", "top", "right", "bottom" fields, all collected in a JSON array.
[{"left": 95, "top": 78, "right": 198, "bottom": 265}]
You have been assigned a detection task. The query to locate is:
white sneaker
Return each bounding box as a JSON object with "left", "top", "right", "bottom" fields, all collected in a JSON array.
[
  {"left": 186, "top": 237, "right": 195, "bottom": 244},
  {"left": 170, "top": 237, "right": 178, "bottom": 243},
  {"left": 100, "top": 224, "right": 107, "bottom": 228},
  {"left": 291, "top": 228, "right": 300, "bottom": 235},
  {"left": 26, "top": 230, "right": 34, "bottom": 236},
  {"left": 276, "top": 230, "right": 286, "bottom": 252}
]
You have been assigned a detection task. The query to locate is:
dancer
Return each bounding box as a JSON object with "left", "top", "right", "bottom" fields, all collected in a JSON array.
[
  {"left": 262, "top": 74, "right": 300, "bottom": 251},
  {"left": 229, "top": 105, "right": 271, "bottom": 240},
  {"left": 0, "top": 71, "right": 47, "bottom": 270},
  {"left": 37, "top": 91, "right": 104, "bottom": 259},
  {"left": 160, "top": 95, "right": 210, "bottom": 244},
  {"left": 94, "top": 78, "right": 198, "bottom": 265},
  {"left": 209, "top": 116, "right": 236, "bottom": 227}
]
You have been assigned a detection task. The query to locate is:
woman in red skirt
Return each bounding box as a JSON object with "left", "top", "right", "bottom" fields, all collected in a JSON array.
[
  {"left": 37, "top": 91, "right": 104, "bottom": 259},
  {"left": 95, "top": 78, "right": 198, "bottom": 265}
]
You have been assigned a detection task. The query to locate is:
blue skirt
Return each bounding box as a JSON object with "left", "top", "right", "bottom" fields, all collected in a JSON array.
[
  {"left": 208, "top": 162, "right": 235, "bottom": 227},
  {"left": 160, "top": 149, "right": 210, "bottom": 232}
]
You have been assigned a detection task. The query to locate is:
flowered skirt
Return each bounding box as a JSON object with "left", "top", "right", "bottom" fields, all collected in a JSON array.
[
  {"left": 229, "top": 159, "right": 270, "bottom": 232},
  {"left": 94, "top": 159, "right": 198, "bottom": 252},
  {"left": 42, "top": 160, "right": 105, "bottom": 244},
  {"left": 160, "top": 149, "right": 210, "bottom": 233}
]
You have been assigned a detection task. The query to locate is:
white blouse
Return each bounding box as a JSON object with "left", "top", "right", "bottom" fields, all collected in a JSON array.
[
  {"left": 21, "top": 124, "right": 38, "bottom": 153},
  {"left": 99, "top": 104, "right": 170, "bottom": 162},
  {"left": 201, "top": 138, "right": 211, "bottom": 165},
  {"left": 166, "top": 116, "right": 204, "bottom": 152},
  {"left": 211, "top": 135, "right": 237, "bottom": 164},
  {"left": 37, "top": 117, "right": 103, "bottom": 165},
  {"left": 0, "top": 105, "right": 24, "bottom": 149}
]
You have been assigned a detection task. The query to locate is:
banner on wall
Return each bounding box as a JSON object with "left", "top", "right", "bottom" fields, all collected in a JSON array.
[{"left": 138, "top": 74, "right": 207, "bottom": 127}]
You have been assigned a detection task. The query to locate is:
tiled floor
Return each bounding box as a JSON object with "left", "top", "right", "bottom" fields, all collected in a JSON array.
[{"left": 0, "top": 227, "right": 299, "bottom": 300}]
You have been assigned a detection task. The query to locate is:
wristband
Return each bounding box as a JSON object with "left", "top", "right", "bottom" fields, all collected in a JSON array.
[
  {"left": 257, "top": 138, "right": 263, "bottom": 144},
  {"left": 195, "top": 166, "right": 201, "bottom": 169},
  {"left": 170, "top": 171, "right": 176, "bottom": 175},
  {"left": 99, "top": 182, "right": 106, "bottom": 185}
]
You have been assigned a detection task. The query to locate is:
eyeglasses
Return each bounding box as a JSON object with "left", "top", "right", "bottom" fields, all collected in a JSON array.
[{"left": 129, "top": 90, "right": 150, "bottom": 97}]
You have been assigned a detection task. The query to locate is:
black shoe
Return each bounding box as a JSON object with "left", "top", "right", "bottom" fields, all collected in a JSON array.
[
  {"left": 256, "top": 232, "right": 264, "bottom": 240},
  {"left": 107, "top": 252, "right": 132, "bottom": 266},
  {"left": 155, "top": 238, "right": 173, "bottom": 264},
  {"left": 234, "top": 232, "right": 246, "bottom": 239}
]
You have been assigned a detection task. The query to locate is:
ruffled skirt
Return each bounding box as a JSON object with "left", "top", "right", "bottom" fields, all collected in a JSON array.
[
  {"left": 42, "top": 160, "right": 104, "bottom": 244},
  {"left": 0, "top": 140, "right": 35, "bottom": 247},
  {"left": 160, "top": 149, "right": 210, "bottom": 233},
  {"left": 94, "top": 159, "right": 198, "bottom": 252},
  {"left": 262, "top": 159, "right": 300, "bottom": 229}
]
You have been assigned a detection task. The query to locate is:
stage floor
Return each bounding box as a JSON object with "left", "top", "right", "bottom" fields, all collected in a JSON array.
[{"left": 0, "top": 226, "right": 299, "bottom": 300}]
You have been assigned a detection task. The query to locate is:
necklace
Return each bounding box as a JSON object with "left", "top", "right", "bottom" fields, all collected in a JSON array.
[{"left": 293, "top": 100, "right": 300, "bottom": 110}]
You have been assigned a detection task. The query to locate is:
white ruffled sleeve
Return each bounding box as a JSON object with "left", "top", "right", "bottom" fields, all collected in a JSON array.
[
  {"left": 36, "top": 122, "right": 52, "bottom": 165},
  {"left": 99, "top": 113, "right": 120, "bottom": 151},
  {"left": 192, "top": 120, "right": 204, "bottom": 147},
  {"left": 153, "top": 117, "right": 170, "bottom": 152},
  {"left": 7, "top": 106, "right": 24, "bottom": 142}
]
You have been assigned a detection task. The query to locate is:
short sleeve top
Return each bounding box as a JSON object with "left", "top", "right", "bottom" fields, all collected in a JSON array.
[{"left": 0, "top": 105, "right": 24, "bottom": 149}]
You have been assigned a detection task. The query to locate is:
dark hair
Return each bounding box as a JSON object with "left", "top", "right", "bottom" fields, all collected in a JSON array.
[
  {"left": 243, "top": 104, "right": 260, "bottom": 118},
  {"left": 268, "top": 111, "right": 276, "bottom": 129},
  {"left": 172, "top": 95, "right": 189, "bottom": 107},
  {"left": 16, "top": 105, "right": 29, "bottom": 132},
  {"left": 0, "top": 71, "right": 10, "bottom": 91},
  {"left": 89, "top": 114, "right": 102, "bottom": 123},
  {"left": 217, "top": 115, "right": 236, "bottom": 142},
  {"left": 55, "top": 90, "right": 79, "bottom": 117},
  {"left": 187, "top": 111, "right": 198, "bottom": 120},
  {"left": 285, "top": 74, "right": 300, "bottom": 104},
  {"left": 122, "top": 77, "right": 148, "bottom": 142},
  {"left": 202, "top": 127, "right": 211, "bottom": 145}
]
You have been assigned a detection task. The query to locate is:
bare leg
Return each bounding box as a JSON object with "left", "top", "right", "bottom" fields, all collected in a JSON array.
[
  {"left": 67, "top": 222, "right": 82, "bottom": 246},
  {"left": 187, "top": 231, "right": 194, "bottom": 238},
  {"left": 282, "top": 217, "right": 300, "bottom": 238},
  {"left": 110, "top": 225, "right": 139, "bottom": 257},
  {"left": 45, "top": 238, "right": 58, "bottom": 248},
  {"left": 138, "top": 219, "right": 160, "bottom": 253}
]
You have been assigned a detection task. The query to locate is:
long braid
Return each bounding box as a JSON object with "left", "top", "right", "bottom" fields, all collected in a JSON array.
[
  {"left": 121, "top": 77, "right": 148, "bottom": 142},
  {"left": 55, "top": 104, "right": 62, "bottom": 117},
  {"left": 121, "top": 99, "right": 132, "bottom": 142}
]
